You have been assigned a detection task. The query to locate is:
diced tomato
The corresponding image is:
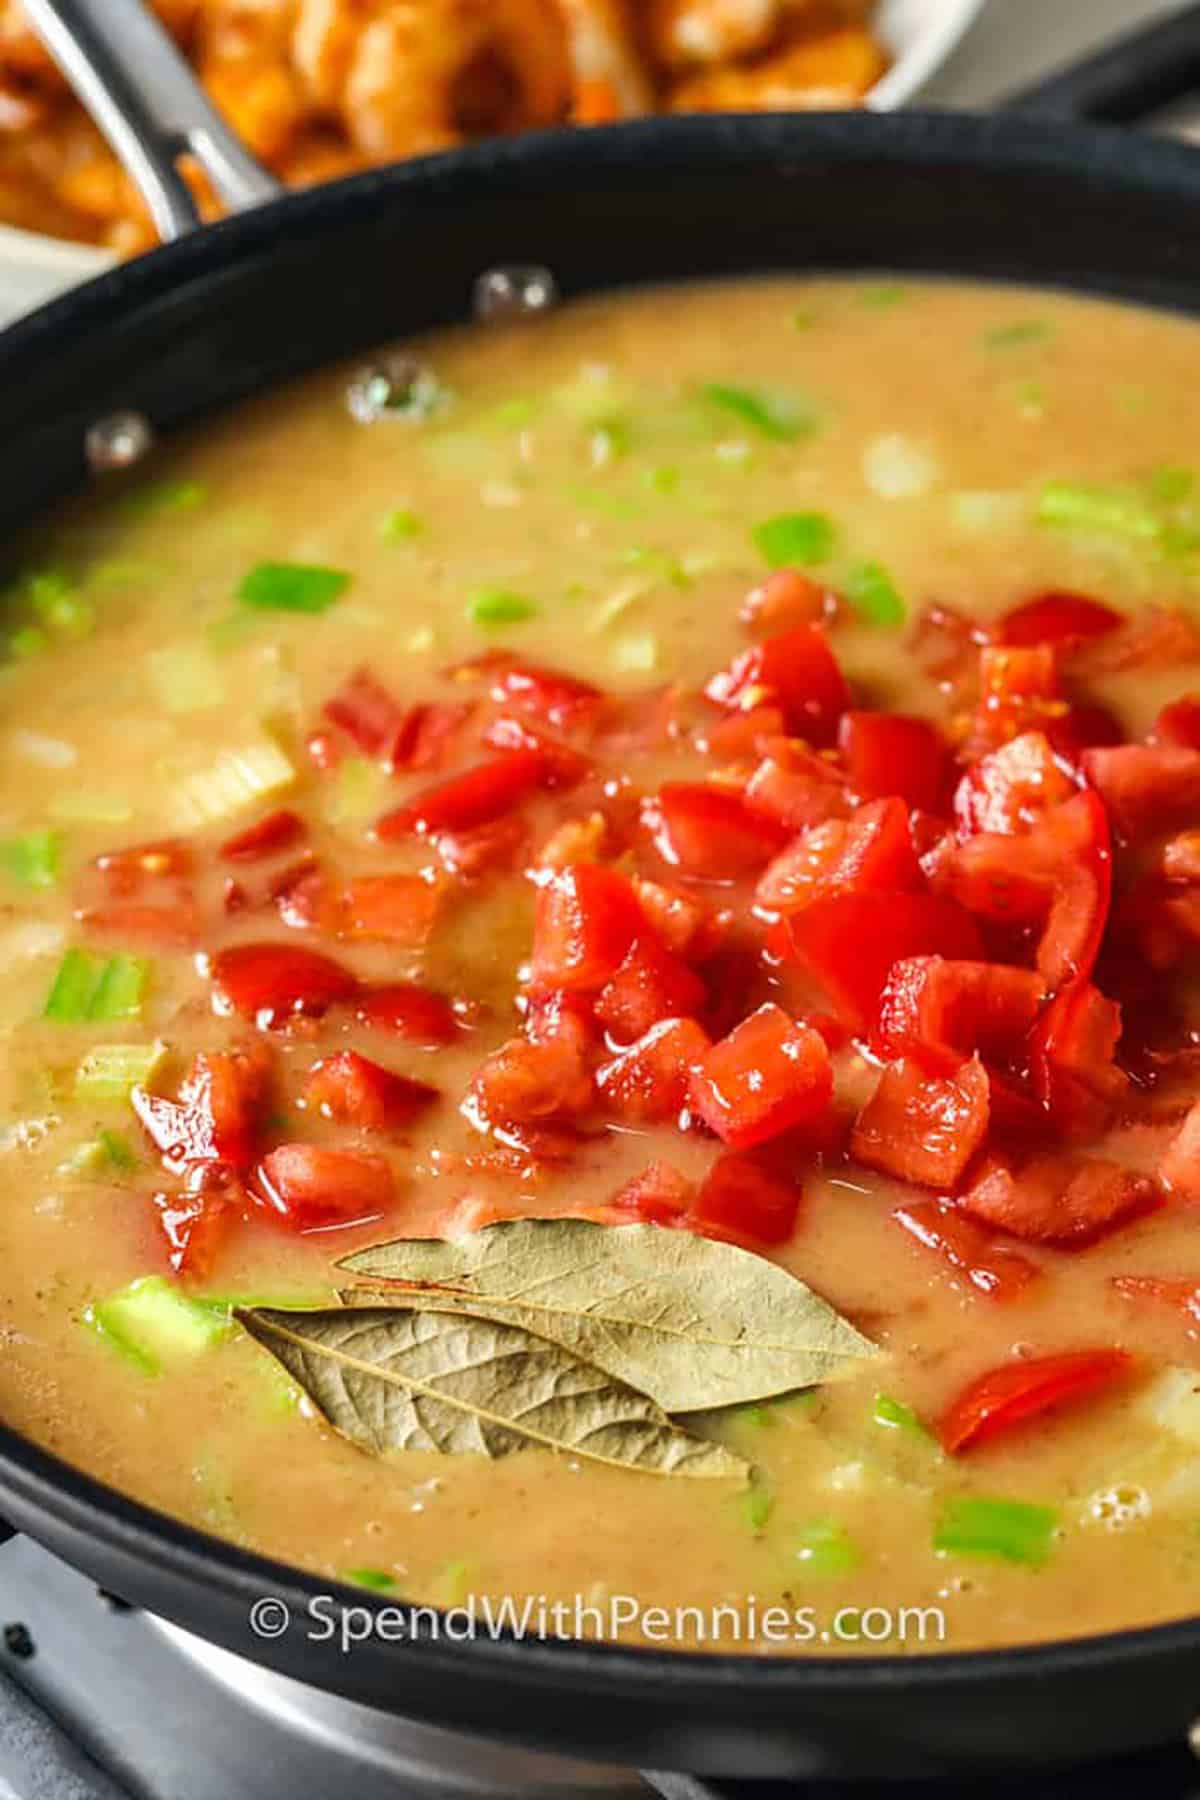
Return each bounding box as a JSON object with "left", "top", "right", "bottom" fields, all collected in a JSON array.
[
  {"left": 998, "top": 591, "right": 1123, "bottom": 650},
  {"left": 1030, "top": 980, "right": 1128, "bottom": 1137},
  {"left": 874, "top": 957, "right": 1044, "bottom": 1072},
  {"left": 642, "top": 782, "right": 790, "bottom": 880},
  {"left": 610, "top": 1160, "right": 694, "bottom": 1225},
  {"left": 893, "top": 1199, "right": 1038, "bottom": 1302},
  {"left": 772, "top": 889, "right": 984, "bottom": 1033},
  {"left": 134, "top": 1046, "right": 268, "bottom": 1177},
  {"left": 953, "top": 731, "right": 1075, "bottom": 839},
  {"left": 376, "top": 750, "right": 545, "bottom": 840},
  {"left": 740, "top": 569, "right": 834, "bottom": 635},
  {"left": 77, "top": 903, "right": 199, "bottom": 946},
  {"left": 523, "top": 987, "right": 599, "bottom": 1054},
  {"left": 304, "top": 1050, "right": 438, "bottom": 1131},
  {"left": 689, "top": 1003, "right": 831, "bottom": 1149},
  {"left": 632, "top": 877, "right": 722, "bottom": 960},
  {"left": 154, "top": 1177, "right": 238, "bottom": 1282},
  {"left": 698, "top": 704, "right": 788, "bottom": 760},
  {"left": 705, "top": 625, "right": 849, "bottom": 746},
  {"left": 466, "top": 1031, "right": 593, "bottom": 1130},
  {"left": 1151, "top": 696, "right": 1200, "bottom": 751},
  {"left": 1161, "top": 830, "right": 1200, "bottom": 883},
  {"left": 323, "top": 668, "right": 408, "bottom": 762},
  {"left": 911, "top": 603, "right": 985, "bottom": 690},
  {"left": 594, "top": 936, "right": 707, "bottom": 1044},
  {"left": 851, "top": 1055, "right": 990, "bottom": 1189},
  {"left": 957, "top": 1152, "right": 1158, "bottom": 1245},
  {"left": 482, "top": 714, "right": 592, "bottom": 788},
  {"left": 531, "top": 864, "right": 644, "bottom": 993},
  {"left": 1043, "top": 701, "right": 1124, "bottom": 765},
  {"left": 755, "top": 796, "right": 920, "bottom": 917},
  {"left": 1076, "top": 605, "right": 1200, "bottom": 675},
  {"left": 1082, "top": 744, "right": 1200, "bottom": 844},
  {"left": 355, "top": 983, "right": 462, "bottom": 1044},
  {"left": 220, "top": 809, "right": 305, "bottom": 863},
  {"left": 1160, "top": 1098, "right": 1200, "bottom": 1202},
  {"left": 596, "top": 1016, "right": 711, "bottom": 1122},
  {"left": 392, "top": 701, "right": 473, "bottom": 772},
  {"left": 434, "top": 816, "right": 527, "bottom": 879},
  {"left": 534, "top": 813, "right": 609, "bottom": 874},
  {"left": 255, "top": 1144, "right": 394, "bottom": 1229},
  {"left": 978, "top": 642, "right": 1060, "bottom": 708},
  {"left": 689, "top": 1153, "right": 802, "bottom": 1248},
  {"left": 274, "top": 866, "right": 340, "bottom": 934},
  {"left": 486, "top": 660, "right": 603, "bottom": 729},
  {"left": 838, "top": 712, "right": 950, "bottom": 814},
  {"left": 211, "top": 942, "right": 357, "bottom": 1025},
  {"left": 939, "top": 1349, "right": 1134, "bottom": 1454},
  {"left": 340, "top": 874, "right": 440, "bottom": 945},
  {"left": 1112, "top": 1275, "right": 1200, "bottom": 1334},
  {"left": 743, "top": 739, "right": 848, "bottom": 834},
  {"left": 94, "top": 838, "right": 193, "bottom": 887}
]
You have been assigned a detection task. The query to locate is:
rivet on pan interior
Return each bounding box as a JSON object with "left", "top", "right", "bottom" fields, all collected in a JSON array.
[
  {"left": 472, "top": 265, "right": 559, "bottom": 324},
  {"left": 346, "top": 357, "right": 445, "bottom": 424},
  {"left": 85, "top": 410, "right": 154, "bottom": 472}
]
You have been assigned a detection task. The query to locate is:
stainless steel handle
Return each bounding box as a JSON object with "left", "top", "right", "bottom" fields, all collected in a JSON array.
[{"left": 19, "top": 0, "right": 281, "bottom": 241}]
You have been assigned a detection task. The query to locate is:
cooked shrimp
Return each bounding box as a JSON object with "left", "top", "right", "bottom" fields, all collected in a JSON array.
[
  {"left": 341, "top": 0, "right": 569, "bottom": 159},
  {"left": 196, "top": 0, "right": 307, "bottom": 162},
  {"left": 292, "top": 0, "right": 372, "bottom": 111},
  {"left": 646, "top": 0, "right": 779, "bottom": 72},
  {"left": 668, "top": 22, "right": 884, "bottom": 110},
  {"left": 553, "top": 0, "right": 652, "bottom": 120}
]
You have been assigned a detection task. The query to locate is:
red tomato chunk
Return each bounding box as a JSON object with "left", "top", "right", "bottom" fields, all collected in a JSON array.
[
  {"left": 255, "top": 1145, "right": 394, "bottom": 1230},
  {"left": 851, "top": 1056, "right": 990, "bottom": 1189},
  {"left": 939, "top": 1349, "right": 1134, "bottom": 1454},
  {"left": 689, "top": 1003, "right": 832, "bottom": 1149}
]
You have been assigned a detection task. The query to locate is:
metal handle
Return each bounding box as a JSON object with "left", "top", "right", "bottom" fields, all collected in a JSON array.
[
  {"left": 19, "top": 0, "right": 280, "bottom": 241},
  {"left": 1002, "top": 0, "right": 1200, "bottom": 124}
]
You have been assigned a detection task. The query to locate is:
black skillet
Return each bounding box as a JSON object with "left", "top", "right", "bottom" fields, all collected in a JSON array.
[{"left": 3, "top": 0, "right": 1200, "bottom": 1780}]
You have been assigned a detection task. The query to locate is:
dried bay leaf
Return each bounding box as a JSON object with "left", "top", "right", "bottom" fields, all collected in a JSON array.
[
  {"left": 236, "top": 1303, "right": 745, "bottom": 1479},
  {"left": 337, "top": 1219, "right": 877, "bottom": 1415}
]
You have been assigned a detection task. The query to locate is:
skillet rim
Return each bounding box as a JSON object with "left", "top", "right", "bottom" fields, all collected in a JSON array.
[{"left": 3, "top": 104, "right": 1200, "bottom": 1693}]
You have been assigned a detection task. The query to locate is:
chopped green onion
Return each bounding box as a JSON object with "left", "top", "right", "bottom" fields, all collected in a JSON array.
[
  {"left": 380, "top": 507, "right": 423, "bottom": 543},
  {"left": 642, "top": 464, "right": 681, "bottom": 496},
  {"left": 86, "top": 1274, "right": 232, "bottom": 1374},
  {"left": 75, "top": 1041, "right": 164, "bottom": 1101},
  {"left": 146, "top": 642, "right": 224, "bottom": 714},
  {"left": 344, "top": 1567, "right": 397, "bottom": 1591},
  {"left": 44, "top": 951, "right": 150, "bottom": 1023},
  {"left": 752, "top": 511, "right": 836, "bottom": 568},
  {"left": 0, "top": 829, "right": 61, "bottom": 889},
  {"left": 844, "top": 559, "right": 906, "bottom": 627},
  {"left": 620, "top": 545, "right": 690, "bottom": 588},
  {"left": 8, "top": 626, "right": 48, "bottom": 660},
  {"left": 791, "top": 1516, "right": 859, "bottom": 1576},
  {"left": 123, "top": 479, "right": 207, "bottom": 518},
  {"left": 88, "top": 954, "right": 149, "bottom": 1022},
  {"left": 700, "top": 383, "right": 812, "bottom": 443},
  {"left": 933, "top": 1495, "right": 1058, "bottom": 1566},
  {"left": 237, "top": 561, "right": 350, "bottom": 614},
  {"left": 467, "top": 587, "right": 537, "bottom": 627},
  {"left": 872, "top": 1391, "right": 932, "bottom": 1439},
  {"left": 565, "top": 482, "right": 642, "bottom": 520},
  {"left": 44, "top": 949, "right": 104, "bottom": 1022},
  {"left": 984, "top": 321, "right": 1049, "bottom": 348},
  {"left": 859, "top": 283, "right": 906, "bottom": 308},
  {"left": 1036, "top": 481, "right": 1160, "bottom": 540},
  {"left": 1147, "top": 465, "right": 1195, "bottom": 505}
]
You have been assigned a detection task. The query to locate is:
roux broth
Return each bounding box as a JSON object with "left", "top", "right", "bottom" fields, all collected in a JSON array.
[{"left": 3, "top": 277, "right": 1200, "bottom": 1654}]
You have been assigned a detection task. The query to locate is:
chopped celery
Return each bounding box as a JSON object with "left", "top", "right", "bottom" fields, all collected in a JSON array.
[
  {"left": 565, "top": 483, "right": 642, "bottom": 520},
  {"left": 860, "top": 284, "right": 907, "bottom": 307},
  {"left": 27, "top": 571, "right": 94, "bottom": 638},
  {"left": 48, "top": 790, "right": 132, "bottom": 825},
  {"left": 791, "top": 1517, "right": 859, "bottom": 1576},
  {"left": 123, "top": 478, "right": 207, "bottom": 518},
  {"left": 844, "top": 559, "right": 906, "bottom": 627},
  {"left": 206, "top": 611, "right": 264, "bottom": 652},
  {"left": 948, "top": 490, "right": 1026, "bottom": 533},
  {"left": 44, "top": 950, "right": 149, "bottom": 1023},
  {"left": 872, "top": 1392, "right": 932, "bottom": 1439},
  {"left": 87, "top": 1275, "right": 232, "bottom": 1374},
  {"left": 0, "top": 829, "right": 61, "bottom": 889},
  {"left": 752, "top": 511, "right": 836, "bottom": 568},
  {"left": 237, "top": 561, "right": 350, "bottom": 613},
  {"left": 700, "top": 382, "right": 814, "bottom": 443},
  {"left": 736, "top": 1402, "right": 778, "bottom": 1429},
  {"left": 1147, "top": 465, "right": 1195, "bottom": 505},
  {"left": 97, "top": 1128, "right": 137, "bottom": 1169},
  {"left": 619, "top": 545, "right": 690, "bottom": 588},
  {"left": 933, "top": 1495, "right": 1058, "bottom": 1566},
  {"left": 381, "top": 507, "right": 423, "bottom": 542},
  {"left": 738, "top": 1474, "right": 773, "bottom": 1533},
  {"left": 467, "top": 587, "right": 537, "bottom": 627},
  {"left": 862, "top": 433, "right": 938, "bottom": 500},
  {"left": 75, "top": 1041, "right": 164, "bottom": 1101},
  {"left": 146, "top": 642, "right": 224, "bottom": 713},
  {"left": 1139, "top": 1366, "right": 1200, "bottom": 1445},
  {"left": 88, "top": 954, "right": 149, "bottom": 1021},
  {"left": 1036, "top": 481, "right": 1160, "bottom": 540},
  {"left": 642, "top": 464, "right": 681, "bottom": 496},
  {"left": 609, "top": 632, "right": 659, "bottom": 672},
  {"left": 61, "top": 1129, "right": 137, "bottom": 1175},
  {"left": 326, "top": 755, "right": 391, "bottom": 827},
  {"left": 984, "top": 320, "right": 1049, "bottom": 348},
  {"left": 345, "top": 1567, "right": 397, "bottom": 1591},
  {"left": 8, "top": 626, "right": 47, "bottom": 659},
  {"left": 431, "top": 1559, "right": 473, "bottom": 1607},
  {"left": 168, "top": 734, "right": 294, "bottom": 828}
]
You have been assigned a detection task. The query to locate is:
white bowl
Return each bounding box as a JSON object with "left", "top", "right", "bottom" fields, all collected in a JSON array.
[{"left": 0, "top": 0, "right": 984, "bottom": 327}]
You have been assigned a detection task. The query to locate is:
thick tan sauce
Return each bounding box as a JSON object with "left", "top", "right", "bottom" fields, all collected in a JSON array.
[{"left": 3, "top": 278, "right": 1200, "bottom": 1655}]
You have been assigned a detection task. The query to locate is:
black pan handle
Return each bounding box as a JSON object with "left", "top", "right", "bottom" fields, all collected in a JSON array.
[{"left": 1003, "top": 1, "right": 1200, "bottom": 124}]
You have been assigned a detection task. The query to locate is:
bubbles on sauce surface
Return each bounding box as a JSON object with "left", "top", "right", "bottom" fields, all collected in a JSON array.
[
  {"left": 346, "top": 358, "right": 446, "bottom": 425},
  {"left": 84, "top": 410, "right": 154, "bottom": 473},
  {"left": 472, "top": 265, "right": 559, "bottom": 325},
  {"left": 1087, "top": 1485, "right": 1151, "bottom": 1530}
]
